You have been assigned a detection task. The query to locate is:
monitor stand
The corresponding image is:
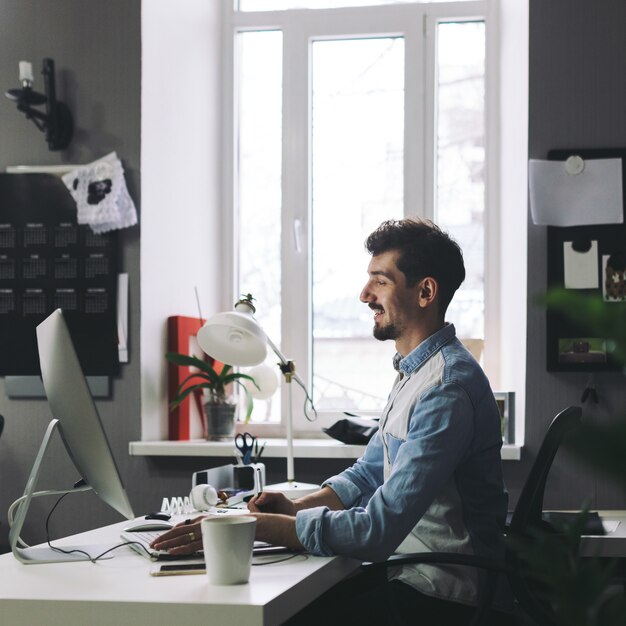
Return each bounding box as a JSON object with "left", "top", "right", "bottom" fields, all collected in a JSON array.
[{"left": 9, "top": 419, "right": 112, "bottom": 564}]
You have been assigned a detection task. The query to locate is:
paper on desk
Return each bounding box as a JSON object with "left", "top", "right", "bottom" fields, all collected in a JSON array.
[
  {"left": 529, "top": 158, "right": 624, "bottom": 226},
  {"left": 563, "top": 240, "right": 599, "bottom": 289}
]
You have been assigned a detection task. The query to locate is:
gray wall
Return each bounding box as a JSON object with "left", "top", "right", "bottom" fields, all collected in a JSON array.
[
  {"left": 510, "top": 0, "right": 626, "bottom": 510},
  {"left": 0, "top": 0, "right": 347, "bottom": 552},
  {"left": 0, "top": 0, "right": 147, "bottom": 551},
  {"left": 1, "top": 0, "right": 625, "bottom": 554}
]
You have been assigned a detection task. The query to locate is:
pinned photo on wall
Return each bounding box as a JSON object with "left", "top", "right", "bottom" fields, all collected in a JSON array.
[
  {"left": 563, "top": 240, "right": 599, "bottom": 289},
  {"left": 558, "top": 338, "right": 607, "bottom": 364},
  {"left": 602, "top": 253, "right": 626, "bottom": 302}
]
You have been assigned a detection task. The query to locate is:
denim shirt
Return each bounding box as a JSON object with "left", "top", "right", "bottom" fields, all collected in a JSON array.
[{"left": 295, "top": 324, "right": 508, "bottom": 606}]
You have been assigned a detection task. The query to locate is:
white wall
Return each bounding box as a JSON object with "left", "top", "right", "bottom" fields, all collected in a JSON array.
[
  {"left": 498, "top": 0, "right": 528, "bottom": 445},
  {"left": 141, "top": 0, "right": 222, "bottom": 439}
]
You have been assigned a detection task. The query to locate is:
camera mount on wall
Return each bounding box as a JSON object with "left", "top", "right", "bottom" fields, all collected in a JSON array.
[{"left": 4, "top": 58, "right": 73, "bottom": 151}]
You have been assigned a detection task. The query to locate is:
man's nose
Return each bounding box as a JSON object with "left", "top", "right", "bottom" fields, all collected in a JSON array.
[{"left": 359, "top": 283, "right": 371, "bottom": 303}]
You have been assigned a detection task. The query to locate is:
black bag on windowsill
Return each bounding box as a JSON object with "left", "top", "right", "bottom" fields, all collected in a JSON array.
[{"left": 322, "top": 414, "right": 379, "bottom": 445}]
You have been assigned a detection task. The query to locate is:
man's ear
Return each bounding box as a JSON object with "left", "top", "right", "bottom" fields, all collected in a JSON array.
[{"left": 417, "top": 277, "right": 438, "bottom": 309}]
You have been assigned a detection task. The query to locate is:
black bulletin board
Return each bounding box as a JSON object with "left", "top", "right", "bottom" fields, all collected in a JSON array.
[
  {"left": 0, "top": 173, "right": 119, "bottom": 376},
  {"left": 546, "top": 148, "right": 626, "bottom": 372}
]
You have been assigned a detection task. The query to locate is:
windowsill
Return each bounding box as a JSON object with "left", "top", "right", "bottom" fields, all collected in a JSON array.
[{"left": 129, "top": 439, "right": 522, "bottom": 461}]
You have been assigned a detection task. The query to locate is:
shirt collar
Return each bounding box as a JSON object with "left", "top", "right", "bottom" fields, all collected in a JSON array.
[{"left": 393, "top": 323, "right": 456, "bottom": 376}]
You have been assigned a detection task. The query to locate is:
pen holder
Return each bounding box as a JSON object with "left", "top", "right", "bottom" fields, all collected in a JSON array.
[{"left": 234, "top": 463, "right": 265, "bottom": 492}]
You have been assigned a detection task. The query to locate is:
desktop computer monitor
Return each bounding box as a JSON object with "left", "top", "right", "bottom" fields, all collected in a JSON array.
[{"left": 9, "top": 308, "right": 135, "bottom": 564}]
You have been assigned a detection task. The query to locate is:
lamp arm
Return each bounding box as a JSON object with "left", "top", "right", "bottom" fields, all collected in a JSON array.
[{"left": 265, "top": 334, "right": 288, "bottom": 369}]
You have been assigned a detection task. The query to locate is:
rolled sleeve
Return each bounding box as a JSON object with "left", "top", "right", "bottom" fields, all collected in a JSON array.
[
  {"left": 321, "top": 474, "right": 364, "bottom": 508},
  {"left": 295, "top": 507, "right": 335, "bottom": 556},
  {"left": 323, "top": 431, "right": 385, "bottom": 508}
]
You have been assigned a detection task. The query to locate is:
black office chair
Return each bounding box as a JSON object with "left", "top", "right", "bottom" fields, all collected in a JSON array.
[
  {"left": 363, "top": 405, "right": 583, "bottom": 626},
  {"left": 0, "top": 414, "right": 4, "bottom": 439}
]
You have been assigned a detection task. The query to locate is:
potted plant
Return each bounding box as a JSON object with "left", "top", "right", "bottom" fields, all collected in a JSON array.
[
  {"left": 522, "top": 288, "right": 626, "bottom": 625},
  {"left": 165, "top": 352, "right": 258, "bottom": 441}
]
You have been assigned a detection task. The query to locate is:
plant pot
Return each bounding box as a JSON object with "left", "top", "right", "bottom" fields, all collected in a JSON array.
[{"left": 204, "top": 401, "right": 237, "bottom": 441}]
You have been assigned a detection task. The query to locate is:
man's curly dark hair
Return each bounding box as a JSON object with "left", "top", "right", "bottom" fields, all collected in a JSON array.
[{"left": 365, "top": 218, "right": 465, "bottom": 316}]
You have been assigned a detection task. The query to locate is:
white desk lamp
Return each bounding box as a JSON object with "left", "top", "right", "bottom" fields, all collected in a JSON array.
[{"left": 197, "top": 294, "right": 319, "bottom": 497}]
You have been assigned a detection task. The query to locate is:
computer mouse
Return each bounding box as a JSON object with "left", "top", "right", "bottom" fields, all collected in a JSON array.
[
  {"left": 144, "top": 512, "right": 171, "bottom": 521},
  {"left": 123, "top": 520, "right": 174, "bottom": 532}
]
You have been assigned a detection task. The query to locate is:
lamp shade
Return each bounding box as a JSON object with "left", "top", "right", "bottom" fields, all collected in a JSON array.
[{"left": 197, "top": 310, "right": 267, "bottom": 367}]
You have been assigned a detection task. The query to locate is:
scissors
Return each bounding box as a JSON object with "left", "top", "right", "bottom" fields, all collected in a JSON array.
[{"left": 235, "top": 432, "right": 257, "bottom": 465}]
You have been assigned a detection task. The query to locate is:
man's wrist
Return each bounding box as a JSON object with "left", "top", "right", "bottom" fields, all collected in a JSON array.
[
  {"left": 255, "top": 513, "right": 303, "bottom": 550},
  {"left": 292, "top": 497, "right": 306, "bottom": 513}
]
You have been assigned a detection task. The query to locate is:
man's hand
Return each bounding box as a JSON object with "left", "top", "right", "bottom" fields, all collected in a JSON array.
[
  {"left": 148, "top": 515, "right": 206, "bottom": 556},
  {"left": 247, "top": 486, "right": 344, "bottom": 514},
  {"left": 247, "top": 491, "right": 297, "bottom": 515}
]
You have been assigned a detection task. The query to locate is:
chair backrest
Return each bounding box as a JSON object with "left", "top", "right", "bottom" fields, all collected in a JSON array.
[
  {"left": 0, "top": 414, "right": 3, "bottom": 439},
  {"left": 509, "top": 405, "right": 582, "bottom": 534},
  {"left": 507, "top": 405, "right": 582, "bottom": 626}
]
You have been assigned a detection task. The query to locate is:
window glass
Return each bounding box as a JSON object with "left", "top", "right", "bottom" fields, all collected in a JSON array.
[
  {"left": 311, "top": 37, "right": 404, "bottom": 412},
  {"left": 237, "top": 30, "right": 283, "bottom": 422},
  {"left": 434, "top": 21, "right": 485, "bottom": 356}
]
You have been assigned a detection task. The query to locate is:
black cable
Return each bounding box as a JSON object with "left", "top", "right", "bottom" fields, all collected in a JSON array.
[
  {"left": 252, "top": 552, "right": 302, "bottom": 566},
  {"left": 92, "top": 541, "right": 155, "bottom": 561},
  {"left": 44, "top": 481, "right": 155, "bottom": 563},
  {"left": 44, "top": 483, "right": 299, "bottom": 565},
  {"left": 294, "top": 377, "right": 318, "bottom": 422},
  {"left": 45, "top": 490, "right": 97, "bottom": 561},
  {"left": 581, "top": 374, "right": 599, "bottom": 404}
]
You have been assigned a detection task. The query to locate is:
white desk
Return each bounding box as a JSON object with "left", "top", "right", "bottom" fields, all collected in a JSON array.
[
  {"left": 1, "top": 513, "right": 624, "bottom": 626},
  {"left": 0, "top": 520, "right": 361, "bottom": 626}
]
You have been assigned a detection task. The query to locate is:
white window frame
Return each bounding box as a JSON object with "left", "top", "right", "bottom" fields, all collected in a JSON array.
[{"left": 220, "top": 1, "right": 514, "bottom": 438}]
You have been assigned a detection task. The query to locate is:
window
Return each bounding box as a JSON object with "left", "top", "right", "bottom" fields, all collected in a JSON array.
[
  {"left": 434, "top": 20, "right": 486, "bottom": 350},
  {"left": 223, "top": 1, "right": 511, "bottom": 436},
  {"left": 311, "top": 37, "right": 405, "bottom": 413},
  {"left": 237, "top": 30, "right": 283, "bottom": 422}
]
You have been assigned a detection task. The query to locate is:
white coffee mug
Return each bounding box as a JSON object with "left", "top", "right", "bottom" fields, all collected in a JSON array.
[{"left": 201, "top": 516, "right": 257, "bottom": 585}]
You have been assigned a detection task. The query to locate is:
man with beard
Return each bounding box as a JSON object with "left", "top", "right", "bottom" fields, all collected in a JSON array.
[{"left": 153, "top": 218, "right": 512, "bottom": 625}]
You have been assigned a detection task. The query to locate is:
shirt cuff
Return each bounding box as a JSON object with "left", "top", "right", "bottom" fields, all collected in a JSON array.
[
  {"left": 322, "top": 474, "right": 363, "bottom": 508},
  {"left": 295, "top": 507, "right": 334, "bottom": 556}
]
